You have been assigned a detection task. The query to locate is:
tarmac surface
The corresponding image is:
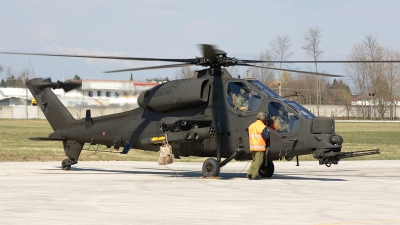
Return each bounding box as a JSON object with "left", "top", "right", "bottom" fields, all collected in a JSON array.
[{"left": 1, "top": 160, "right": 400, "bottom": 225}]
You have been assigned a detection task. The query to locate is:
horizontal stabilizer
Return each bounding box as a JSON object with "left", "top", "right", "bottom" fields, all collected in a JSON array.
[{"left": 28, "top": 137, "right": 66, "bottom": 141}]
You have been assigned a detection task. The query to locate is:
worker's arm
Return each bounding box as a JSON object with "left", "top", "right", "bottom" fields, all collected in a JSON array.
[{"left": 261, "top": 127, "right": 270, "bottom": 140}]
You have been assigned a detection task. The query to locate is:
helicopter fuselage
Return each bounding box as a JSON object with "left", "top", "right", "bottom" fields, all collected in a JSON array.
[{"left": 44, "top": 68, "right": 343, "bottom": 163}]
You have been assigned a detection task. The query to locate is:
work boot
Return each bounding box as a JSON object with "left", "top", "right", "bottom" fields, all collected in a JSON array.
[
  {"left": 249, "top": 176, "right": 260, "bottom": 180},
  {"left": 246, "top": 174, "right": 251, "bottom": 179}
]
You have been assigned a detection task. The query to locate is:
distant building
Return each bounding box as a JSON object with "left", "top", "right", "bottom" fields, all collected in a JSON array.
[
  {"left": 0, "top": 88, "right": 32, "bottom": 106},
  {"left": 0, "top": 79, "right": 158, "bottom": 106},
  {"left": 351, "top": 96, "right": 400, "bottom": 106}
]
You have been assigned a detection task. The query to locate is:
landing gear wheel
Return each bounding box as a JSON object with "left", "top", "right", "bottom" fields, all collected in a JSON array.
[
  {"left": 259, "top": 161, "right": 274, "bottom": 177},
  {"left": 202, "top": 158, "right": 220, "bottom": 177},
  {"left": 61, "top": 159, "right": 72, "bottom": 171}
]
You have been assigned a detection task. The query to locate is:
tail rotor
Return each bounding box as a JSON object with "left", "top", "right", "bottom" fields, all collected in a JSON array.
[{"left": 32, "top": 78, "right": 82, "bottom": 92}]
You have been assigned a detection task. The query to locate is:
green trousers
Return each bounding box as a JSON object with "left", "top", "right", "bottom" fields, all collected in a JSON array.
[{"left": 247, "top": 151, "right": 265, "bottom": 178}]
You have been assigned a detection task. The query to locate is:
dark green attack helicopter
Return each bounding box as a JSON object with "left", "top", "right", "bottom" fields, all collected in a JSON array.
[{"left": 1, "top": 45, "right": 385, "bottom": 177}]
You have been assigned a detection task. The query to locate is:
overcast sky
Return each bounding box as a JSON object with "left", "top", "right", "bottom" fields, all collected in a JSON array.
[{"left": 1, "top": 0, "right": 400, "bottom": 83}]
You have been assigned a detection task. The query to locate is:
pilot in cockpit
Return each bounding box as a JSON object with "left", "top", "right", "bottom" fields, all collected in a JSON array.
[
  {"left": 270, "top": 105, "right": 289, "bottom": 133},
  {"left": 235, "top": 87, "right": 250, "bottom": 111}
]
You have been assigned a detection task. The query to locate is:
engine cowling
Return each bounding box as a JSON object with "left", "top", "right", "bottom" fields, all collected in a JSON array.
[{"left": 138, "top": 78, "right": 210, "bottom": 112}]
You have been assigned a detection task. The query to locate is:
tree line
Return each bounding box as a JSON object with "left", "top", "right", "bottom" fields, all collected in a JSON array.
[
  {"left": 345, "top": 36, "right": 400, "bottom": 119},
  {"left": 0, "top": 66, "right": 31, "bottom": 88},
  {"left": 0, "top": 66, "right": 82, "bottom": 88}
]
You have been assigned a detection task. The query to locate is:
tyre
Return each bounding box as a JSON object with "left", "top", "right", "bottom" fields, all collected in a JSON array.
[
  {"left": 259, "top": 161, "right": 274, "bottom": 177},
  {"left": 202, "top": 158, "right": 220, "bottom": 177},
  {"left": 61, "top": 159, "right": 71, "bottom": 171}
]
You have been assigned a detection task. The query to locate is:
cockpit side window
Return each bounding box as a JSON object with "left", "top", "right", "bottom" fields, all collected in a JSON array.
[
  {"left": 267, "top": 102, "right": 299, "bottom": 133},
  {"left": 226, "top": 82, "right": 261, "bottom": 112}
]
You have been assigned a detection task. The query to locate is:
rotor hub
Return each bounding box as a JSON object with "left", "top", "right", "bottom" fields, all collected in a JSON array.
[{"left": 195, "top": 56, "right": 238, "bottom": 68}]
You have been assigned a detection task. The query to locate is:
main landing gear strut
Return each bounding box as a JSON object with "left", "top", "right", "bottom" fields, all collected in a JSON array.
[
  {"left": 202, "top": 147, "right": 244, "bottom": 177},
  {"left": 61, "top": 140, "right": 83, "bottom": 171}
]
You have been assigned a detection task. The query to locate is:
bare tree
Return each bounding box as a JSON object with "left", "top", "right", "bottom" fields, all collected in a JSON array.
[
  {"left": 345, "top": 35, "right": 400, "bottom": 120},
  {"left": 6, "top": 66, "right": 16, "bottom": 87},
  {"left": 269, "top": 35, "right": 294, "bottom": 96},
  {"left": 345, "top": 44, "right": 370, "bottom": 118},
  {"left": 302, "top": 27, "right": 323, "bottom": 72},
  {"left": 279, "top": 71, "right": 291, "bottom": 96},
  {"left": 226, "top": 66, "right": 240, "bottom": 78},
  {"left": 17, "top": 67, "right": 32, "bottom": 87},
  {"left": 3, "top": 66, "right": 32, "bottom": 88},
  {"left": 269, "top": 35, "right": 294, "bottom": 69},
  {"left": 175, "top": 66, "right": 197, "bottom": 79},
  {"left": 0, "top": 65, "right": 4, "bottom": 86},
  {"left": 288, "top": 74, "right": 322, "bottom": 105},
  {"left": 302, "top": 27, "right": 324, "bottom": 114},
  {"left": 382, "top": 49, "right": 400, "bottom": 119},
  {"left": 248, "top": 50, "right": 275, "bottom": 84},
  {"left": 362, "top": 35, "right": 385, "bottom": 119}
]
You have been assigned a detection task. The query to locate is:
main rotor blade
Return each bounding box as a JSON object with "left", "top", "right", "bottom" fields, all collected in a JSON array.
[
  {"left": 238, "top": 63, "right": 344, "bottom": 77},
  {"left": 104, "top": 63, "right": 193, "bottom": 73},
  {"left": 201, "top": 44, "right": 217, "bottom": 61},
  {"left": 3, "top": 51, "right": 399, "bottom": 64},
  {"left": 0, "top": 51, "right": 195, "bottom": 63},
  {"left": 239, "top": 59, "right": 400, "bottom": 64}
]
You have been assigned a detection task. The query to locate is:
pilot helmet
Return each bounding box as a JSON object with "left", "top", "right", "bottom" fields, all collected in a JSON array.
[
  {"left": 256, "top": 111, "right": 267, "bottom": 122},
  {"left": 240, "top": 87, "right": 250, "bottom": 95}
]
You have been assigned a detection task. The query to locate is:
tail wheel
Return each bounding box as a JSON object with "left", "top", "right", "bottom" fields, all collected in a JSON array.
[
  {"left": 202, "top": 158, "right": 220, "bottom": 177},
  {"left": 61, "top": 159, "right": 72, "bottom": 171},
  {"left": 259, "top": 161, "right": 274, "bottom": 177}
]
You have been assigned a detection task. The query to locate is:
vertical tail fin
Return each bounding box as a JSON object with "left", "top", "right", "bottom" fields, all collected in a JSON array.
[{"left": 26, "top": 78, "right": 76, "bottom": 130}]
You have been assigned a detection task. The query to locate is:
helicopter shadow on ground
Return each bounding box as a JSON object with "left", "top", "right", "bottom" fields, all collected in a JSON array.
[
  {"left": 44, "top": 166, "right": 207, "bottom": 179},
  {"left": 43, "top": 166, "right": 347, "bottom": 181},
  {"left": 270, "top": 174, "right": 347, "bottom": 181}
]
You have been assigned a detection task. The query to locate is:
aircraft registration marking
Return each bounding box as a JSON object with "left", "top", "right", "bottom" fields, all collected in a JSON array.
[
  {"left": 283, "top": 141, "right": 304, "bottom": 148},
  {"left": 154, "top": 89, "right": 172, "bottom": 97}
]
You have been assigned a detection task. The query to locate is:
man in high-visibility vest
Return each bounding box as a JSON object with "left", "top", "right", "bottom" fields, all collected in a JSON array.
[{"left": 247, "top": 111, "right": 270, "bottom": 180}]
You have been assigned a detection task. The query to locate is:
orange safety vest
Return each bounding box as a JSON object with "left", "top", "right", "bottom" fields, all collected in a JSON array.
[{"left": 248, "top": 120, "right": 267, "bottom": 152}]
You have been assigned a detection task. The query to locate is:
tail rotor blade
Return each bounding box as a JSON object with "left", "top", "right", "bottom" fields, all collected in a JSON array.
[{"left": 59, "top": 80, "right": 82, "bottom": 92}]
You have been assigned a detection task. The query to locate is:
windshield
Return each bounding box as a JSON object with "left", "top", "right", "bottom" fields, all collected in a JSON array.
[
  {"left": 284, "top": 100, "right": 316, "bottom": 119},
  {"left": 248, "top": 80, "right": 279, "bottom": 97}
]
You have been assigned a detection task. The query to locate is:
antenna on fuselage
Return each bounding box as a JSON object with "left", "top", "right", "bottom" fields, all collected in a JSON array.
[{"left": 29, "top": 58, "right": 37, "bottom": 79}]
